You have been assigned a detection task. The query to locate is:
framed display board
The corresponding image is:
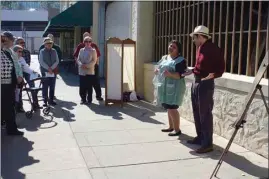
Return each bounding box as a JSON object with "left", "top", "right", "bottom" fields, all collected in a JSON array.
[
  {"left": 105, "top": 37, "right": 123, "bottom": 106},
  {"left": 122, "top": 38, "right": 136, "bottom": 92}
]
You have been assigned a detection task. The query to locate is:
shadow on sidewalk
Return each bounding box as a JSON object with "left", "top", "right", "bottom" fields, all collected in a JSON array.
[
  {"left": 17, "top": 110, "right": 58, "bottom": 132},
  {"left": 1, "top": 136, "right": 40, "bottom": 179},
  {"left": 178, "top": 133, "right": 268, "bottom": 179},
  {"left": 58, "top": 72, "right": 79, "bottom": 87},
  {"left": 87, "top": 101, "right": 165, "bottom": 125},
  {"left": 52, "top": 99, "right": 77, "bottom": 122}
]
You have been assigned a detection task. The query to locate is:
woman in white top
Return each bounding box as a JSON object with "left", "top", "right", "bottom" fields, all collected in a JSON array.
[
  {"left": 13, "top": 45, "right": 42, "bottom": 110},
  {"left": 77, "top": 36, "right": 97, "bottom": 105}
]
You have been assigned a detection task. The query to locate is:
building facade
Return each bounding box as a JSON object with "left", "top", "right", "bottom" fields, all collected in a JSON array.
[
  {"left": 92, "top": 1, "right": 269, "bottom": 158},
  {"left": 1, "top": 1, "right": 61, "bottom": 53}
]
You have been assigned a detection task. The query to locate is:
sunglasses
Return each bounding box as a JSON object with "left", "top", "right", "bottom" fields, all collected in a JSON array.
[
  {"left": 19, "top": 42, "right": 25, "bottom": 44},
  {"left": 84, "top": 41, "right": 92, "bottom": 43}
]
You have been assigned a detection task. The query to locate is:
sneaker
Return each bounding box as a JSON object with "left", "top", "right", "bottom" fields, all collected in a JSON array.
[
  {"left": 43, "top": 103, "right": 48, "bottom": 107},
  {"left": 196, "top": 146, "right": 214, "bottom": 154},
  {"left": 7, "top": 130, "right": 24, "bottom": 136},
  {"left": 168, "top": 130, "right": 182, "bottom": 136},
  {"left": 187, "top": 137, "right": 201, "bottom": 145}
]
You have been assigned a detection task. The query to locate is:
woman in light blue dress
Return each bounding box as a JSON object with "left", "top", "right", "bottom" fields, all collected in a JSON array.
[{"left": 154, "top": 40, "right": 187, "bottom": 136}]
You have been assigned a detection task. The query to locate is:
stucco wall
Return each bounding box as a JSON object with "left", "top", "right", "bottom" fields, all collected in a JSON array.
[
  {"left": 105, "top": 2, "right": 132, "bottom": 40},
  {"left": 101, "top": 1, "right": 154, "bottom": 95},
  {"left": 144, "top": 63, "right": 269, "bottom": 158}
]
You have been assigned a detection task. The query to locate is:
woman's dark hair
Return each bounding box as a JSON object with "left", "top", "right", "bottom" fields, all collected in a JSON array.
[{"left": 170, "top": 40, "right": 182, "bottom": 54}]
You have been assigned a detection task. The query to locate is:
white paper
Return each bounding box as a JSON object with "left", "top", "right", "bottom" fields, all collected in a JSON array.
[
  {"left": 45, "top": 72, "right": 55, "bottom": 78},
  {"left": 30, "top": 72, "right": 39, "bottom": 81},
  {"left": 182, "top": 67, "right": 194, "bottom": 77}
]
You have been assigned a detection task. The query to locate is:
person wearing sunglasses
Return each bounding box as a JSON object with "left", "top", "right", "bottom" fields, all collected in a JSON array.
[
  {"left": 13, "top": 45, "right": 41, "bottom": 110},
  {"left": 73, "top": 32, "right": 103, "bottom": 101},
  {"left": 1, "top": 34, "right": 24, "bottom": 136},
  {"left": 154, "top": 40, "right": 187, "bottom": 136},
  {"left": 77, "top": 36, "right": 98, "bottom": 105},
  {"left": 39, "top": 34, "right": 62, "bottom": 101},
  {"left": 39, "top": 37, "right": 59, "bottom": 107},
  {"left": 15, "top": 37, "right": 31, "bottom": 65},
  {"left": 15, "top": 37, "right": 34, "bottom": 87}
]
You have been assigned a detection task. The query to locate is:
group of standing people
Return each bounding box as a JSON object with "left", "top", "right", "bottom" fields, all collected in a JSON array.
[
  {"left": 155, "top": 25, "right": 225, "bottom": 154},
  {"left": 1, "top": 30, "right": 103, "bottom": 136},
  {"left": 0, "top": 31, "right": 62, "bottom": 136}
]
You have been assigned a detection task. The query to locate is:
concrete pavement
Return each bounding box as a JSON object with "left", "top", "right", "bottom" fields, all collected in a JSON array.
[{"left": 1, "top": 55, "right": 268, "bottom": 179}]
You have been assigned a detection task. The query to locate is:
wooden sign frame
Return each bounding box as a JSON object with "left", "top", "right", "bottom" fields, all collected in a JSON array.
[
  {"left": 122, "top": 38, "right": 137, "bottom": 93},
  {"left": 105, "top": 37, "right": 124, "bottom": 106}
]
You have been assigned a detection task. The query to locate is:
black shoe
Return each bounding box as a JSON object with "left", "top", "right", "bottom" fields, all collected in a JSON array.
[
  {"left": 161, "top": 128, "right": 174, "bottom": 132},
  {"left": 43, "top": 103, "right": 48, "bottom": 107},
  {"left": 49, "top": 101, "right": 57, "bottom": 106},
  {"left": 196, "top": 146, "right": 214, "bottom": 154},
  {"left": 87, "top": 101, "right": 92, "bottom": 105},
  {"left": 16, "top": 107, "right": 25, "bottom": 113},
  {"left": 7, "top": 130, "right": 24, "bottom": 136},
  {"left": 34, "top": 105, "right": 43, "bottom": 110},
  {"left": 187, "top": 137, "right": 201, "bottom": 145},
  {"left": 168, "top": 130, "right": 182, "bottom": 136},
  {"left": 96, "top": 97, "right": 103, "bottom": 101},
  {"left": 80, "top": 100, "right": 86, "bottom": 105}
]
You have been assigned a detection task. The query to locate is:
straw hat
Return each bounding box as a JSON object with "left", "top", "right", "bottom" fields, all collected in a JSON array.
[{"left": 190, "top": 25, "right": 211, "bottom": 39}]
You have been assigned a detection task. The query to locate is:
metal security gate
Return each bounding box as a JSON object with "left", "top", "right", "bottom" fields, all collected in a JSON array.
[{"left": 154, "top": 1, "right": 269, "bottom": 78}]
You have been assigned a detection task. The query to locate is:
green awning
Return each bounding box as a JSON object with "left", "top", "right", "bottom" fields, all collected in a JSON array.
[{"left": 43, "top": 1, "right": 93, "bottom": 37}]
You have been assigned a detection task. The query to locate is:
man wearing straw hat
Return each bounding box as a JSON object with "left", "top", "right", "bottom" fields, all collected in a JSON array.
[
  {"left": 39, "top": 37, "right": 59, "bottom": 107},
  {"left": 183, "top": 25, "right": 225, "bottom": 154}
]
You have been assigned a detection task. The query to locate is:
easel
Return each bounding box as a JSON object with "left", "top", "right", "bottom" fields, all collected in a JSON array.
[{"left": 210, "top": 51, "right": 269, "bottom": 179}]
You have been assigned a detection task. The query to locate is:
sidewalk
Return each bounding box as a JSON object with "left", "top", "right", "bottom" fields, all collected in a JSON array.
[{"left": 1, "top": 56, "right": 268, "bottom": 179}]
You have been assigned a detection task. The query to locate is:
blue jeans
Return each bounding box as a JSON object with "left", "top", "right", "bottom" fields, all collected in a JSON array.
[{"left": 42, "top": 75, "right": 56, "bottom": 103}]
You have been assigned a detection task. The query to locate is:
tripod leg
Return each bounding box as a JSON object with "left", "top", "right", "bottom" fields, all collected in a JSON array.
[{"left": 209, "top": 127, "right": 240, "bottom": 179}]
